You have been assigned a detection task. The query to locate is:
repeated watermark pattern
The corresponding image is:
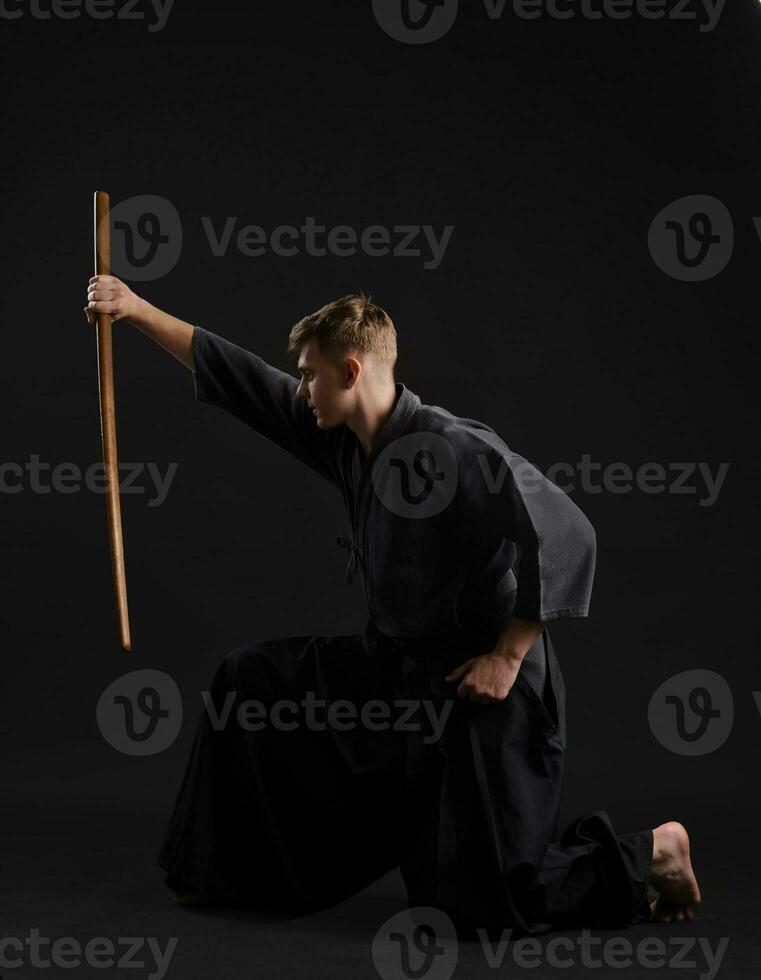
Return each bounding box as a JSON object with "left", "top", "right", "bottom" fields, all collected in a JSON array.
[
  {"left": 373, "top": 907, "right": 458, "bottom": 980},
  {"left": 372, "top": 907, "right": 729, "bottom": 978},
  {"left": 203, "top": 689, "right": 453, "bottom": 743},
  {"left": 370, "top": 432, "right": 730, "bottom": 520},
  {"left": 110, "top": 194, "right": 183, "bottom": 281},
  {"left": 648, "top": 669, "right": 735, "bottom": 756},
  {"left": 97, "top": 669, "right": 183, "bottom": 756},
  {"left": 0, "top": 0, "right": 174, "bottom": 31},
  {"left": 202, "top": 216, "right": 454, "bottom": 271},
  {"left": 100, "top": 195, "right": 455, "bottom": 280},
  {"left": 536, "top": 458, "right": 728, "bottom": 506},
  {"left": 107, "top": 191, "right": 761, "bottom": 285},
  {"left": 98, "top": 663, "right": 761, "bottom": 759},
  {"left": 649, "top": 194, "right": 734, "bottom": 281},
  {"left": 0, "top": 456, "right": 178, "bottom": 507},
  {"left": 96, "top": 670, "right": 457, "bottom": 756},
  {"left": 650, "top": 195, "right": 761, "bottom": 281},
  {"left": 0, "top": 929, "right": 177, "bottom": 979},
  {"left": 372, "top": 0, "right": 727, "bottom": 44},
  {"left": 3, "top": 449, "right": 725, "bottom": 509}
]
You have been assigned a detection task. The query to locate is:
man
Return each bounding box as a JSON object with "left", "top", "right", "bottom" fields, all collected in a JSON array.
[{"left": 85, "top": 277, "right": 701, "bottom": 937}]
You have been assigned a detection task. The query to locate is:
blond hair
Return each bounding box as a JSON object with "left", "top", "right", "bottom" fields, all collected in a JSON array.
[{"left": 287, "top": 292, "right": 397, "bottom": 379}]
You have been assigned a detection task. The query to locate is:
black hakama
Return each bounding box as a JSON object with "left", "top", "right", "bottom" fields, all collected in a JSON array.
[{"left": 158, "top": 618, "right": 652, "bottom": 937}]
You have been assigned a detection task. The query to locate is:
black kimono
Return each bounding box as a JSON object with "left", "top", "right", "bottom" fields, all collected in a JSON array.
[{"left": 158, "top": 325, "right": 653, "bottom": 937}]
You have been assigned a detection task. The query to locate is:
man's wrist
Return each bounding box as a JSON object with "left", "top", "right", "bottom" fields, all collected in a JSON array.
[
  {"left": 128, "top": 295, "right": 152, "bottom": 328},
  {"left": 494, "top": 615, "right": 544, "bottom": 663},
  {"left": 494, "top": 638, "right": 529, "bottom": 665}
]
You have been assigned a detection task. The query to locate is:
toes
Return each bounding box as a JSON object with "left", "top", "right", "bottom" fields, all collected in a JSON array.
[
  {"left": 651, "top": 896, "right": 695, "bottom": 925},
  {"left": 653, "top": 903, "right": 675, "bottom": 923}
]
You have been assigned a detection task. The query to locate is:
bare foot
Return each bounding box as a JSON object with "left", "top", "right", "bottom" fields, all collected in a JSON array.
[
  {"left": 173, "top": 892, "right": 206, "bottom": 907},
  {"left": 649, "top": 821, "right": 701, "bottom": 923}
]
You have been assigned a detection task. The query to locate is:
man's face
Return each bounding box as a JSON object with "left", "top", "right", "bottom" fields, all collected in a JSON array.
[{"left": 296, "top": 339, "right": 349, "bottom": 429}]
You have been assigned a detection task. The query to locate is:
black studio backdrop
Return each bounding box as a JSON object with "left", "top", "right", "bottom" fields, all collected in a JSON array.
[{"left": 1, "top": 0, "right": 759, "bottom": 900}]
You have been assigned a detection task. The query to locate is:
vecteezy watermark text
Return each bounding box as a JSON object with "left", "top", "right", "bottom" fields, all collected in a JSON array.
[
  {"left": 104, "top": 196, "right": 455, "bottom": 279},
  {"left": 0, "top": 0, "right": 174, "bottom": 31},
  {"left": 203, "top": 689, "right": 454, "bottom": 744},
  {"left": 201, "top": 216, "right": 454, "bottom": 271},
  {"left": 372, "top": 0, "right": 726, "bottom": 45},
  {"left": 372, "top": 433, "right": 731, "bottom": 522},
  {"left": 96, "top": 671, "right": 454, "bottom": 758},
  {"left": 477, "top": 928, "right": 728, "bottom": 977},
  {"left": 523, "top": 456, "right": 729, "bottom": 507},
  {"left": 485, "top": 0, "right": 725, "bottom": 31},
  {"left": 0, "top": 929, "right": 177, "bottom": 980},
  {"left": 372, "top": 909, "right": 729, "bottom": 980},
  {"left": 1, "top": 455, "right": 177, "bottom": 507}
]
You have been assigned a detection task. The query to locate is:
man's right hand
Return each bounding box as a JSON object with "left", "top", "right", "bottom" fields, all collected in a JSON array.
[
  {"left": 84, "top": 275, "right": 142, "bottom": 326},
  {"left": 83, "top": 275, "right": 195, "bottom": 370}
]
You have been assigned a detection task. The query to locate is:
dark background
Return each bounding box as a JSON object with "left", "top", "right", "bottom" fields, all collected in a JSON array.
[{"left": 1, "top": 1, "right": 758, "bottom": 977}]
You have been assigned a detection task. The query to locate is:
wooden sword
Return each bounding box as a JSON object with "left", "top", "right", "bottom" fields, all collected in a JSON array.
[{"left": 94, "top": 190, "right": 132, "bottom": 651}]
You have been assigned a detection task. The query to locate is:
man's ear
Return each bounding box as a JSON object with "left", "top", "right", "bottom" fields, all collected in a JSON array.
[{"left": 343, "top": 355, "right": 362, "bottom": 390}]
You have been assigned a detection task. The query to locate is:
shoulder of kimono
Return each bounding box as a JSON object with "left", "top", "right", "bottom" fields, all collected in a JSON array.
[{"left": 412, "top": 402, "right": 520, "bottom": 459}]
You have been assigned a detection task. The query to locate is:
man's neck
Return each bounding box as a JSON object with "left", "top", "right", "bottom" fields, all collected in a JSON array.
[{"left": 348, "top": 383, "right": 399, "bottom": 460}]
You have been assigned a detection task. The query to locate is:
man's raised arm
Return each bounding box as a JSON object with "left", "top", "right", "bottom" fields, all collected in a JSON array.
[
  {"left": 83, "top": 276, "right": 340, "bottom": 487},
  {"left": 85, "top": 275, "right": 194, "bottom": 369}
]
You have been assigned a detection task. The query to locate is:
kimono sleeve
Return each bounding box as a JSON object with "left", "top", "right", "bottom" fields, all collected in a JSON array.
[
  {"left": 191, "top": 325, "right": 339, "bottom": 486},
  {"left": 458, "top": 434, "right": 596, "bottom": 622}
]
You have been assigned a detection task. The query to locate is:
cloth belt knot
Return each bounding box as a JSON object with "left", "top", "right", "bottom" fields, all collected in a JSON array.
[{"left": 335, "top": 534, "right": 363, "bottom": 585}]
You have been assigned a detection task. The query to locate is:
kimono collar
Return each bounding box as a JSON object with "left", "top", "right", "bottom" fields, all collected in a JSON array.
[
  {"left": 336, "top": 383, "right": 421, "bottom": 586},
  {"left": 353, "top": 382, "right": 421, "bottom": 470}
]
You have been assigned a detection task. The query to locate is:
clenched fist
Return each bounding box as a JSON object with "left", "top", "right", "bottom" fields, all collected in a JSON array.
[
  {"left": 84, "top": 275, "right": 142, "bottom": 326},
  {"left": 444, "top": 650, "right": 523, "bottom": 704}
]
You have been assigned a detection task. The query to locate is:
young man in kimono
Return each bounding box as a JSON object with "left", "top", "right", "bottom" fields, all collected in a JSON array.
[{"left": 85, "top": 276, "right": 701, "bottom": 937}]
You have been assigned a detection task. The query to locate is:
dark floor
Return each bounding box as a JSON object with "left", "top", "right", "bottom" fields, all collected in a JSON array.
[{"left": 1, "top": 736, "right": 754, "bottom": 980}]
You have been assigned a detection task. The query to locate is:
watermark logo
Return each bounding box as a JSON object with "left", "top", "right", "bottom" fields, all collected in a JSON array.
[
  {"left": 97, "top": 669, "right": 183, "bottom": 756},
  {"left": 648, "top": 669, "right": 733, "bottom": 755},
  {"left": 372, "top": 907, "right": 458, "bottom": 980},
  {"left": 372, "top": 0, "right": 458, "bottom": 44},
  {"left": 372, "top": 433, "right": 459, "bottom": 518},
  {"left": 648, "top": 195, "right": 733, "bottom": 282},
  {"left": 109, "top": 194, "right": 183, "bottom": 281}
]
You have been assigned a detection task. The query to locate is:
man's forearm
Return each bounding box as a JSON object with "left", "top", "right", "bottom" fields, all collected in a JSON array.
[
  {"left": 130, "top": 298, "right": 195, "bottom": 371},
  {"left": 494, "top": 615, "right": 545, "bottom": 663}
]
